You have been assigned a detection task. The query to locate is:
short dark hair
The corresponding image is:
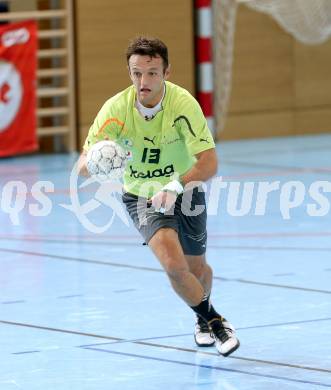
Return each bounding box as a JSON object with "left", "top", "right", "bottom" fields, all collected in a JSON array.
[{"left": 126, "top": 36, "right": 169, "bottom": 71}]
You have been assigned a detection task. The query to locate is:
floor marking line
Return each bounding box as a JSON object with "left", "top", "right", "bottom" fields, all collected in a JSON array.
[
  {"left": 2, "top": 319, "right": 330, "bottom": 374},
  {"left": 0, "top": 320, "right": 123, "bottom": 341},
  {"left": 1, "top": 247, "right": 330, "bottom": 294},
  {"left": 83, "top": 347, "right": 331, "bottom": 388},
  {"left": 1, "top": 236, "right": 331, "bottom": 253}
]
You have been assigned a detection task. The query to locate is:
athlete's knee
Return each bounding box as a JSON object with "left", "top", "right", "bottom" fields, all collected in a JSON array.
[
  {"left": 162, "top": 253, "right": 189, "bottom": 282},
  {"left": 188, "top": 256, "right": 210, "bottom": 279},
  {"left": 166, "top": 265, "right": 190, "bottom": 284},
  {"left": 196, "top": 263, "right": 212, "bottom": 281},
  {"left": 150, "top": 228, "right": 189, "bottom": 281}
]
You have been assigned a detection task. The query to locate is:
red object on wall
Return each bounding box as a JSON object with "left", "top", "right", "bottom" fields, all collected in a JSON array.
[
  {"left": 0, "top": 20, "right": 38, "bottom": 157},
  {"left": 195, "top": 0, "right": 214, "bottom": 133}
]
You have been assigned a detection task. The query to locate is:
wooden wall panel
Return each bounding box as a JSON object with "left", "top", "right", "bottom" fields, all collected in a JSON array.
[
  {"left": 76, "top": 0, "right": 194, "bottom": 146},
  {"left": 223, "top": 111, "right": 293, "bottom": 140},
  {"left": 294, "top": 39, "right": 331, "bottom": 108},
  {"left": 219, "top": 4, "right": 331, "bottom": 140},
  {"left": 294, "top": 108, "right": 331, "bottom": 135},
  {"left": 229, "top": 6, "right": 293, "bottom": 113},
  {"left": 10, "top": 0, "right": 36, "bottom": 10}
]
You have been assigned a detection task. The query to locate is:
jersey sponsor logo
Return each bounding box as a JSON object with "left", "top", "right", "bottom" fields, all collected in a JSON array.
[
  {"left": 200, "top": 137, "right": 210, "bottom": 143},
  {"left": 144, "top": 136, "right": 156, "bottom": 145},
  {"left": 129, "top": 164, "right": 174, "bottom": 179}
]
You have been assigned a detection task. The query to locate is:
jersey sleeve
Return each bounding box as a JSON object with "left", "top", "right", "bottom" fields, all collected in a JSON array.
[
  {"left": 83, "top": 99, "right": 124, "bottom": 152},
  {"left": 174, "top": 93, "right": 215, "bottom": 156}
]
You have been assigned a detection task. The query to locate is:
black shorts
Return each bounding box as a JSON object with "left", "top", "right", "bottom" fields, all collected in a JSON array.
[{"left": 122, "top": 187, "right": 207, "bottom": 256}]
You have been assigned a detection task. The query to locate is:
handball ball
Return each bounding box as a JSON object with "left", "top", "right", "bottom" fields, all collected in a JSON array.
[{"left": 86, "top": 140, "right": 127, "bottom": 181}]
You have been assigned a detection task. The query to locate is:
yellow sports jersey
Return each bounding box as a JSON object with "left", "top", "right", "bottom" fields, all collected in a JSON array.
[{"left": 83, "top": 81, "right": 215, "bottom": 197}]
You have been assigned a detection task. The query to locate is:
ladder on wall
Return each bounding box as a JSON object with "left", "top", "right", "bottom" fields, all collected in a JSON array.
[{"left": 0, "top": 0, "right": 77, "bottom": 151}]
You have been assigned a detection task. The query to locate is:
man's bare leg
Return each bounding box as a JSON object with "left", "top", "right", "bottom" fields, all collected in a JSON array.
[
  {"left": 185, "top": 254, "right": 213, "bottom": 297},
  {"left": 148, "top": 228, "right": 204, "bottom": 306},
  {"left": 184, "top": 254, "right": 216, "bottom": 346}
]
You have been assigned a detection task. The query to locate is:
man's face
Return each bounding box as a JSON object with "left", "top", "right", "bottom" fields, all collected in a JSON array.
[{"left": 128, "top": 54, "right": 169, "bottom": 107}]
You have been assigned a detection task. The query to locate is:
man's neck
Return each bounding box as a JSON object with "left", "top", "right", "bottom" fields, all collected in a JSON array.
[{"left": 136, "top": 85, "right": 165, "bottom": 120}]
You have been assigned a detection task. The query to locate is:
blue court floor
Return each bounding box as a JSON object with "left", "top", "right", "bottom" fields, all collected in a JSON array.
[{"left": 0, "top": 134, "right": 330, "bottom": 389}]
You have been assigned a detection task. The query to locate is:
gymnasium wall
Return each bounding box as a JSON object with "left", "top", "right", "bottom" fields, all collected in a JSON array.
[
  {"left": 9, "top": 0, "right": 36, "bottom": 11},
  {"left": 219, "top": 4, "right": 331, "bottom": 140},
  {"left": 75, "top": 0, "right": 195, "bottom": 148}
]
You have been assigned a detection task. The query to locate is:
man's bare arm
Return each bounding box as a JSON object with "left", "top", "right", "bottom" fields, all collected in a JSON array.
[{"left": 180, "top": 148, "right": 218, "bottom": 186}]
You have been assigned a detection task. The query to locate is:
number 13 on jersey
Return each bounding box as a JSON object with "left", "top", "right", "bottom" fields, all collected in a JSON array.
[{"left": 141, "top": 148, "right": 160, "bottom": 164}]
